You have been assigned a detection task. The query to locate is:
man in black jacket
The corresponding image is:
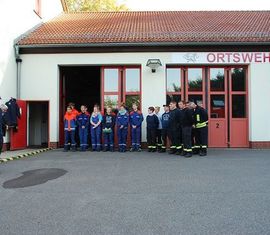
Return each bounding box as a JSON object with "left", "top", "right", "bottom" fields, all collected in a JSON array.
[
  {"left": 192, "top": 102, "right": 208, "bottom": 156},
  {"left": 182, "top": 101, "right": 195, "bottom": 158},
  {"left": 168, "top": 101, "right": 182, "bottom": 154}
]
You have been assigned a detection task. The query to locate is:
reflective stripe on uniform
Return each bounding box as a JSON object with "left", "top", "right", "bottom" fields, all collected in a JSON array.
[{"left": 196, "top": 122, "right": 207, "bottom": 128}]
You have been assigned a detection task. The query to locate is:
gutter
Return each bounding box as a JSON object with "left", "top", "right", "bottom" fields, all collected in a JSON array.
[{"left": 16, "top": 41, "right": 270, "bottom": 49}]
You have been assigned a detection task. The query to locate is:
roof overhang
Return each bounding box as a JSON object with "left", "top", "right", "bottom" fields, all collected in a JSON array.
[{"left": 16, "top": 41, "right": 270, "bottom": 54}]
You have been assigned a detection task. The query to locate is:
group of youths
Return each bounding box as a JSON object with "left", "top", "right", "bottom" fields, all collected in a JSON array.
[{"left": 64, "top": 100, "right": 208, "bottom": 157}]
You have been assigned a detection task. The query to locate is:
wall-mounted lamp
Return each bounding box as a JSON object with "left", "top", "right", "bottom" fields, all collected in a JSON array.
[{"left": 146, "top": 59, "right": 162, "bottom": 73}]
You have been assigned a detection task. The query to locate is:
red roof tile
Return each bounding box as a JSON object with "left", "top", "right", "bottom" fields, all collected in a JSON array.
[{"left": 18, "top": 11, "right": 270, "bottom": 45}]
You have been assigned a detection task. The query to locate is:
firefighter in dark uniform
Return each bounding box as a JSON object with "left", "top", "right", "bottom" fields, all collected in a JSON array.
[
  {"left": 181, "top": 101, "right": 194, "bottom": 158},
  {"left": 168, "top": 101, "right": 182, "bottom": 154},
  {"left": 192, "top": 101, "right": 208, "bottom": 156}
]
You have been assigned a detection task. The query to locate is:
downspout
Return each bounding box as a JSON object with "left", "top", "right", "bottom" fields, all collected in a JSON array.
[{"left": 14, "top": 45, "right": 22, "bottom": 99}]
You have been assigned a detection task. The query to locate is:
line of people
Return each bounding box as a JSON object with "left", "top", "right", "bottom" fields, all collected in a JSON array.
[{"left": 64, "top": 100, "right": 208, "bottom": 157}]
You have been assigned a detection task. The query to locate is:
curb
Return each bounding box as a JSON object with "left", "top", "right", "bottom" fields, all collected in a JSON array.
[{"left": 0, "top": 148, "right": 53, "bottom": 164}]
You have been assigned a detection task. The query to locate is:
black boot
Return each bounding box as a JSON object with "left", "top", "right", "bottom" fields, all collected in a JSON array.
[
  {"left": 199, "top": 148, "right": 207, "bottom": 156},
  {"left": 169, "top": 148, "right": 177, "bottom": 154}
]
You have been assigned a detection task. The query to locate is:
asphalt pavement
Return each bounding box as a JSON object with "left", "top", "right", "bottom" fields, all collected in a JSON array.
[{"left": 0, "top": 149, "right": 270, "bottom": 235}]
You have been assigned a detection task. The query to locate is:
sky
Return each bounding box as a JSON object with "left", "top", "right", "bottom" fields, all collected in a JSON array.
[{"left": 118, "top": 0, "right": 270, "bottom": 11}]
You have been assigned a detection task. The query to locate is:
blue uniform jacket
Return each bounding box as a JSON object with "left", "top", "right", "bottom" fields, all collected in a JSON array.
[
  {"left": 117, "top": 111, "right": 129, "bottom": 128},
  {"left": 5, "top": 98, "right": 20, "bottom": 127},
  {"left": 130, "top": 111, "right": 144, "bottom": 127},
  {"left": 90, "top": 113, "right": 102, "bottom": 125},
  {"left": 161, "top": 112, "right": 170, "bottom": 129},
  {"left": 77, "top": 113, "right": 90, "bottom": 129}
]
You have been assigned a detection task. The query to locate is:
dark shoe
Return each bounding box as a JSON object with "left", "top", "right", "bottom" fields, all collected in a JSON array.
[
  {"left": 169, "top": 149, "right": 176, "bottom": 154},
  {"left": 175, "top": 149, "right": 183, "bottom": 155},
  {"left": 199, "top": 149, "right": 207, "bottom": 156},
  {"left": 130, "top": 148, "right": 135, "bottom": 152},
  {"left": 185, "top": 152, "right": 192, "bottom": 158}
]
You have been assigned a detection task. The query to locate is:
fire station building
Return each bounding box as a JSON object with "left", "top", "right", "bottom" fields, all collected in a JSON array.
[{"left": 11, "top": 11, "right": 270, "bottom": 149}]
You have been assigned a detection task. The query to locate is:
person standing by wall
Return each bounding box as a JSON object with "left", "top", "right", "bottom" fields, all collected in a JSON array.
[
  {"left": 130, "top": 103, "right": 144, "bottom": 152},
  {"left": 160, "top": 104, "right": 170, "bottom": 153},
  {"left": 182, "top": 101, "right": 195, "bottom": 158},
  {"left": 116, "top": 103, "right": 129, "bottom": 152},
  {"left": 90, "top": 105, "right": 102, "bottom": 152},
  {"left": 168, "top": 101, "right": 182, "bottom": 155},
  {"left": 154, "top": 106, "right": 163, "bottom": 152},
  {"left": 77, "top": 105, "right": 90, "bottom": 152},
  {"left": 146, "top": 107, "right": 159, "bottom": 152},
  {"left": 192, "top": 101, "right": 208, "bottom": 156},
  {"left": 102, "top": 106, "right": 116, "bottom": 152},
  {"left": 0, "top": 105, "right": 8, "bottom": 155},
  {"left": 64, "top": 106, "right": 77, "bottom": 152}
]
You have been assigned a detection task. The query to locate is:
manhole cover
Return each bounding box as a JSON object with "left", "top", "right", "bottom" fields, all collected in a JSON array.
[{"left": 3, "top": 168, "right": 67, "bottom": 189}]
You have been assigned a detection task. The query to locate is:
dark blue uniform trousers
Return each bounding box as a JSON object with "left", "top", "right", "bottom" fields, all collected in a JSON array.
[
  {"left": 117, "top": 128, "right": 128, "bottom": 151},
  {"left": 64, "top": 130, "right": 76, "bottom": 151},
  {"left": 91, "top": 126, "right": 101, "bottom": 151},
  {"left": 103, "top": 132, "right": 114, "bottom": 150},
  {"left": 79, "top": 128, "right": 88, "bottom": 151},
  {"left": 131, "top": 127, "right": 141, "bottom": 150}
]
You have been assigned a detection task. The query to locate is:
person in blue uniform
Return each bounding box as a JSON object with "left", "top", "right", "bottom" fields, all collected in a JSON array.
[
  {"left": 146, "top": 106, "right": 159, "bottom": 152},
  {"left": 77, "top": 105, "right": 90, "bottom": 151},
  {"left": 160, "top": 104, "right": 170, "bottom": 153},
  {"left": 0, "top": 105, "right": 8, "bottom": 155},
  {"left": 129, "top": 103, "right": 144, "bottom": 152},
  {"left": 102, "top": 106, "right": 116, "bottom": 152},
  {"left": 64, "top": 106, "right": 77, "bottom": 152},
  {"left": 116, "top": 103, "right": 129, "bottom": 152},
  {"left": 90, "top": 105, "right": 102, "bottom": 151}
]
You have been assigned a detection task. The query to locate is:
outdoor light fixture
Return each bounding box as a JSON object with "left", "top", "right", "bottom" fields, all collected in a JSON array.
[{"left": 146, "top": 59, "right": 162, "bottom": 73}]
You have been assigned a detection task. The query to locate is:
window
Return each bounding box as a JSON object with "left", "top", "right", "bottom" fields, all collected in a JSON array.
[
  {"left": 188, "top": 68, "right": 203, "bottom": 91},
  {"left": 166, "top": 68, "right": 182, "bottom": 104},
  {"left": 104, "top": 69, "right": 119, "bottom": 92},
  {"left": 210, "top": 68, "right": 225, "bottom": 91},
  {"left": 232, "top": 68, "right": 246, "bottom": 91}
]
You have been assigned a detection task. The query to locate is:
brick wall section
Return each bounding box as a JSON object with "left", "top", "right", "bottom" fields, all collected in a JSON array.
[
  {"left": 249, "top": 142, "right": 270, "bottom": 149},
  {"left": 49, "top": 142, "right": 59, "bottom": 149},
  {"left": 2, "top": 143, "right": 10, "bottom": 152}
]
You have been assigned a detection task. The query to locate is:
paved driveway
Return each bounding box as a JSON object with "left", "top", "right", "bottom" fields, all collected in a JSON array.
[{"left": 0, "top": 149, "right": 270, "bottom": 235}]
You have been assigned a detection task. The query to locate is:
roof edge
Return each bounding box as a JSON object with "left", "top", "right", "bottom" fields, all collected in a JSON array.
[{"left": 16, "top": 41, "right": 270, "bottom": 48}]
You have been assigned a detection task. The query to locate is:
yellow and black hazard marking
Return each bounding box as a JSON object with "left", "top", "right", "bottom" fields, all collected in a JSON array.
[{"left": 0, "top": 148, "right": 53, "bottom": 164}]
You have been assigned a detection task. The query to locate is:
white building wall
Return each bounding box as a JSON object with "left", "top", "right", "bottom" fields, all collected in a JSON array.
[
  {"left": 249, "top": 63, "right": 270, "bottom": 141},
  {"left": 19, "top": 52, "right": 270, "bottom": 144},
  {"left": 0, "top": 0, "right": 63, "bottom": 143}
]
